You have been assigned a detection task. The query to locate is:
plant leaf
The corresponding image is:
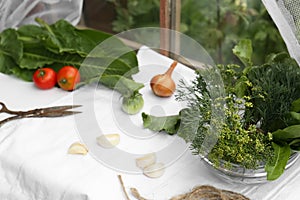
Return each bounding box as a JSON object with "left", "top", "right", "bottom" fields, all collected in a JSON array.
[
  {"left": 265, "top": 142, "right": 290, "bottom": 181},
  {"left": 289, "top": 139, "right": 300, "bottom": 151},
  {"left": 0, "top": 29, "right": 23, "bottom": 76},
  {"left": 291, "top": 98, "right": 300, "bottom": 112},
  {"left": 232, "top": 39, "right": 253, "bottom": 67},
  {"left": 177, "top": 108, "right": 202, "bottom": 142},
  {"left": 98, "top": 74, "right": 144, "bottom": 96},
  {"left": 142, "top": 112, "right": 180, "bottom": 135},
  {"left": 273, "top": 125, "right": 300, "bottom": 141},
  {"left": 234, "top": 75, "right": 249, "bottom": 98},
  {"left": 285, "top": 111, "right": 300, "bottom": 125}
]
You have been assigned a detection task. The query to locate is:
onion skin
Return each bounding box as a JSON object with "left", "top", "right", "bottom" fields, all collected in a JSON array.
[{"left": 150, "top": 61, "right": 178, "bottom": 97}]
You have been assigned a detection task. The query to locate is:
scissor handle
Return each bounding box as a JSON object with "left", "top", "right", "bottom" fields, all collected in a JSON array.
[
  {"left": 0, "top": 102, "right": 11, "bottom": 113},
  {"left": 0, "top": 102, "right": 31, "bottom": 115}
]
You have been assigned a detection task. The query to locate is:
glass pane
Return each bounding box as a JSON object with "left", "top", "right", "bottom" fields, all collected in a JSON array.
[{"left": 82, "top": 0, "right": 287, "bottom": 64}]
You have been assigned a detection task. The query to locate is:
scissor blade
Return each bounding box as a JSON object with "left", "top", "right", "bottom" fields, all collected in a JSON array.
[
  {"left": 42, "top": 105, "right": 82, "bottom": 112},
  {"left": 40, "top": 111, "right": 82, "bottom": 117}
]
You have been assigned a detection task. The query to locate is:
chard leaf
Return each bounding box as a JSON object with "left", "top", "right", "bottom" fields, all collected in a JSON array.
[
  {"left": 19, "top": 46, "right": 136, "bottom": 83},
  {"left": 0, "top": 18, "right": 141, "bottom": 99},
  {"left": 35, "top": 18, "right": 93, "bottom": 56},
  {"left": 233, "top": 39, "right": 253, "bottom": 67},
  {"left": 18, "top": 19, "right": 138, "bottom": 81},
  {"left": 19, "top": 46, "right": 83, "bottom": 70},
  {"left": 142, "top": 113, "right": 180, "bottom": 135},
  {"left": 98, "top": 74, "right": 144, "bottom": 96},
  {"left": 265, "top": 143, "right": 290, "bottom": 181},
  {"left": 0, "top": 29, "right": 23, "bottom": 76},
  {"left": 273, "top": 125, "right": 300, "bottom": 141},
  {"left": 0, "top": 29, "right": 23, "bottom": 62},
  {"left": 10, "top": 67, "right": 35, "bottom": 82},
  {"left": 33, "top": 18, "right": 139, "bottom": 73}
]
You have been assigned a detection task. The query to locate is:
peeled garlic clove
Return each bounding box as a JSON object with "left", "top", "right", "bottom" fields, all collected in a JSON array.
[
  {"left": 96, "top": 134, "right": 120, "bottom": 148},
  {"left": 143, "top": 163, "right": 165, "bottom": 178},
  {"left": 136, "top": 153, "right": 157, "bottom": 169},
  {"left": 68, "top": 142, "right": 88, "bottom": 155}
]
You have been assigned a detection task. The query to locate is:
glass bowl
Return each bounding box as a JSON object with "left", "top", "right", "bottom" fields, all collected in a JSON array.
[{"left": 201, "top": 152, "right": 299, "bottom": 184}]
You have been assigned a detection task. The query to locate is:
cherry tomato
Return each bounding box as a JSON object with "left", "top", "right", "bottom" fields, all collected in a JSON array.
[
  {"left": 57, "top": 66, "right": 80, "bottom": 91},
  {"left": 33, "top": 68, "right": 57, "bottom": 90}
]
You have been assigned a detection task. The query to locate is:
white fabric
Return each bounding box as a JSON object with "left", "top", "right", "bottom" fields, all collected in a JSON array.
[
  {"left": 0, "top": 0, "right": 83, "bottom": 31},
  {"left": 0, "top": 46, "right": 299, "bottom": 200},
  {"left": 262, "top": 0, "right": 300, "bottom": 66}
]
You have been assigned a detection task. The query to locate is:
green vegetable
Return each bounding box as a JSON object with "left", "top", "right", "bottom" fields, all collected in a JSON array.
[
  {"left": 142, "top": 40, "right": 300, "bottom": 181},
  {"left": 273, "top": 125, "right": 300, "bottom": 141},
  {"left": 122, "top": 93, "right": 144, "bottom": 115},
  {"left": 0, "top": 18, "right": 144, "bottom": 113},
  {"left": 142, "top": 112, "right": 180, "bottom": 134},
  {"left": 265, "top": 143, "right": 291, "bottom": 181}
]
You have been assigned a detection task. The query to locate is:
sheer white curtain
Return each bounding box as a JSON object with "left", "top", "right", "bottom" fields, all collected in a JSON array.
[
  {"left": 0, "top": 0, "right": 83, "bottom": 31},
  {"left": 262, "top": 0, "right": 300, "bottom": 65}
]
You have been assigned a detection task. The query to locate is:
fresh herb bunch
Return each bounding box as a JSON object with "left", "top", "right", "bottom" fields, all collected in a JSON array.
[
  {"left": 241, "top": 55, "right": 300, "bottom": 132},
  {"left": 142, "top": 40, "right": 300, "bottom": 181},
  {"left": 177, "top": 70, "right": 274, "bottom": 169}
]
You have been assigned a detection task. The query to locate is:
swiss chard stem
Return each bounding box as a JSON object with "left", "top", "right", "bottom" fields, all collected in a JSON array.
[{"left": 35, "top": 18, "right": 56, "bottom": 36}]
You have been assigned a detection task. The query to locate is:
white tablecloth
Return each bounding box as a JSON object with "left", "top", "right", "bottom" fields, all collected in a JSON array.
[{"left": 0, "top": 47, "right": 300, "bottom": 200}]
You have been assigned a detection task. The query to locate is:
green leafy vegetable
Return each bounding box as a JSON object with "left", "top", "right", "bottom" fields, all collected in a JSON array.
[
  {"left": 265, "top": 143, "right": 291, "bottom": 181},
  {"left": 142, "top": 40, "right": 300, "bottom": 181},
  {"left": 273, "top": 125, "right": 300, "bottom": 141},
  {"left": 142, "top": 112, "right": 180, "bottom": 135},
  {"left": 0, "top": 29, "right": 23, "bottom": 75},
  {"left": 0, "top": 18, "right": 144, "bottom": 114}
]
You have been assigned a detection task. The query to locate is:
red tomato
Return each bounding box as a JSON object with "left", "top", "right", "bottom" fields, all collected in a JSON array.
[
  {"left": 33, "top": 68, "right": 57, "bottom": 90},
  {"left": 57, "top": 66, "right": 80, "bottom": 91}
]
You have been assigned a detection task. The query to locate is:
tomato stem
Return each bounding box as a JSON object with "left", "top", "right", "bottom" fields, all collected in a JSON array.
[
  {"left": 38, "top": 69, "right": 45, "bottom": 78},
  {"left": 59, "top": 78, "right": 68, "bottom": 84}
]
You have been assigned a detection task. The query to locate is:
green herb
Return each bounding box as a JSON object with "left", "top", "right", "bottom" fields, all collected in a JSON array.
[
  {"left": 242, "top": 56, "right": 300, "bottom": 132},
  {"left": 142, "top": 40, "right": 300, "bottom": 180},
  {"left": 142, "top": 70, "right": 273, "bottom": 169}
]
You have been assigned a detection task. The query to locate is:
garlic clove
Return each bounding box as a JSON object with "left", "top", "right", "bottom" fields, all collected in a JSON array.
[
  {"left": 68, "top": 142, "right": 88, "bottom": 155},
  {"left": 136, "top": 153, "right": 157, "bottom": 169},
  {"left": 96, "top": 134, "right": 120, "bottom": 148},
  {"left": 143, "top": 162, "right": 165, "bottom": 178}
]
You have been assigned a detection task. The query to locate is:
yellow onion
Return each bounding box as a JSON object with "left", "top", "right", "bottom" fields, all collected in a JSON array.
[{"left": 150, "top": 61, "right": 178, "bottom": 97}]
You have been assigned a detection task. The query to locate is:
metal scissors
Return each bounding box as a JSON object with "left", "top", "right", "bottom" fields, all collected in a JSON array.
[{"left": 0, "top": 102, "right": 81, "bottom": 127}]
